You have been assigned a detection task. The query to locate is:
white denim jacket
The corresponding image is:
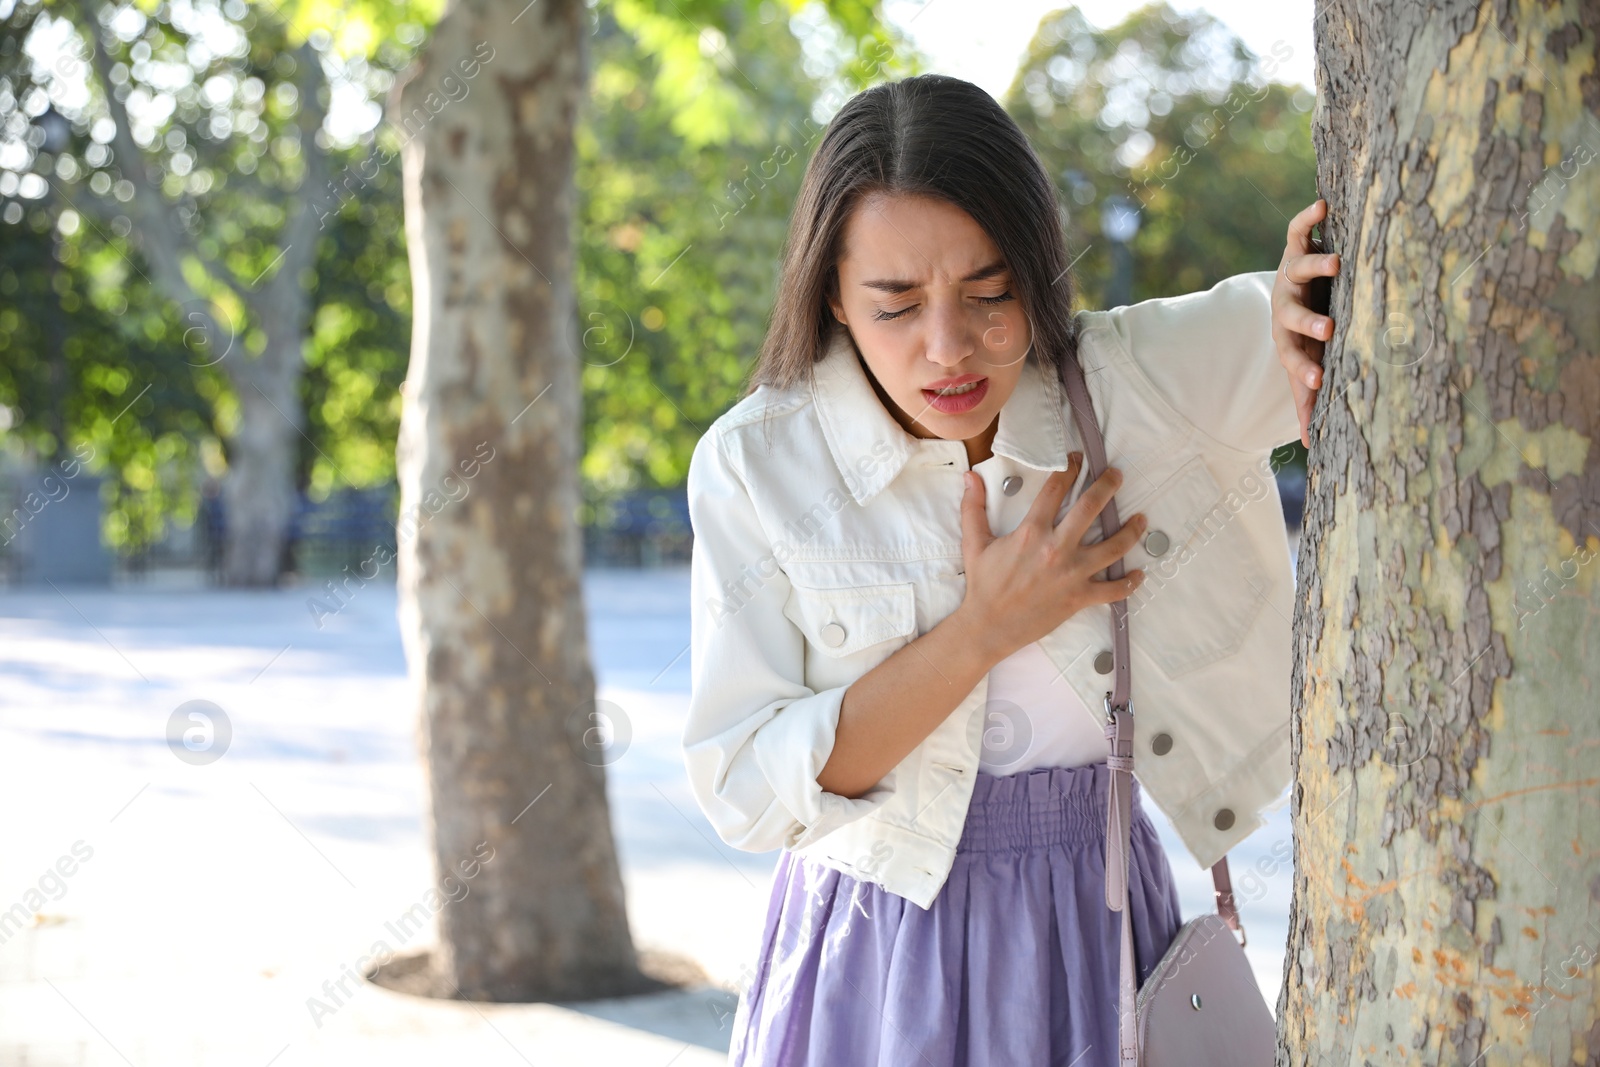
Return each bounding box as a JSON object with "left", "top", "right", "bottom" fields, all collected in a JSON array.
[{"left": 682, "top": 271, "right": 1301, "bottom": 909}]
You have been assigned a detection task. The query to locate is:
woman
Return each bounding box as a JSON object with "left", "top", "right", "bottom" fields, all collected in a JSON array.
[{"left": 682, "top": 73, "right": 1338, "bottom": 1066}]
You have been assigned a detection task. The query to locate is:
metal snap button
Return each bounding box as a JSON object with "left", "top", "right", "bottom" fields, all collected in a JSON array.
[
  {"left": 1144, "top": 529, "right": 1171, "bottom": 557},
  {"left": 821, "top": 621, "right": 847, "bottom": 647},
  {"left": 1001, "top": 475, "right": 1022, "bottom": 496},
  {"left": 1213, "top": 808, "right": 1235, "bottom": 831},
  {"left": 1093, "top": 650, "right": 1114, "bottom": 674},
  {"left": 1151, "top": 732, "right": 1173, "bottom": 755}
]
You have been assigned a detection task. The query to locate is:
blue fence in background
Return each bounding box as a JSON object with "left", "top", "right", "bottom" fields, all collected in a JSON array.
[{"left": 184, "top": 483, "right": 693, "bottom": 581}]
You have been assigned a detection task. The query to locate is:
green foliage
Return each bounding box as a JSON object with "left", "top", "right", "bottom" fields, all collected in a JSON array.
[
  {"left": 0, "top": 0, "right": 416, "bottom": 551},
  {"left": 0, "top": 208, "right": 217, "bottom": 550},
  {"left": 298, "top": 140, "right": 410, "bottom": 500},
  {"left": 573, "top": 0, "right": 915, "bottom": 513},
  {"left": 1007, "top": 3, "right": 1317, "bottom": 306}
]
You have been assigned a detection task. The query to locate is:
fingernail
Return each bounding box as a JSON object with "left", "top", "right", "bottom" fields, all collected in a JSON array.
[{"left": 1306, "top": 370, "right": 1318, "bottom": 386}]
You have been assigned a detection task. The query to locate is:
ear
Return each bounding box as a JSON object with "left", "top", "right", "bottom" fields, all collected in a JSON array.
[{"left": 827, "top": 297, "right": 846, "bottom": 326}]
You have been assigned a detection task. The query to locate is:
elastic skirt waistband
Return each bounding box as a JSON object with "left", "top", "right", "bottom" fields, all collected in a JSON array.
[{"left": 955, "top": 760, "right": 1144, "bottom": 855}]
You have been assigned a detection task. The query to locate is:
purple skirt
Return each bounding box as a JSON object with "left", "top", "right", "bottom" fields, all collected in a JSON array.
[{"left": 728, "top": 760, "right": 1184, "bottom": 1066}]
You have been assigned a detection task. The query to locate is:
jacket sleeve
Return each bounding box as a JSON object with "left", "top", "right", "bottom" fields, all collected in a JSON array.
[
  {"left": 680, "top": 427, "right": 896, "bottom": 854},
  {"left": 1094, "top": 270, "right": 1303, "bottom": 454}
]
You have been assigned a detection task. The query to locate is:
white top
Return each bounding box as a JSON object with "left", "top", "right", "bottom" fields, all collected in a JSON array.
[
  {"left": 979, "top": 639, "right": 1111, "bottom": 774},
  {"left": 971, "top": 454, "right": 1111, "bottom": 775}
]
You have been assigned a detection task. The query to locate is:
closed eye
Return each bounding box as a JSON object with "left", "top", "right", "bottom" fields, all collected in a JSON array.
[{"left": 871, "top": 291, "right": 1016, "bottom": 322}]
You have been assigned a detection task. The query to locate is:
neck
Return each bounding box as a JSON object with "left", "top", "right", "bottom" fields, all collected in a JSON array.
[{"left": 965, "top": 427, "right": 996, "bottom": 467}]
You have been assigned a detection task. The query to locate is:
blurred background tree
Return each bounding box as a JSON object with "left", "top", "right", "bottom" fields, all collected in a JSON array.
[
  {"left": 0, "top": 0, "right": 417, "bottom": 582},
  {"left": 1010, "top": 4, "right": 1317, "bottom": 306}
]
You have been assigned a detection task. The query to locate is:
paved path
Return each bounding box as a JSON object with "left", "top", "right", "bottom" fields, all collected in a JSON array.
[{"left": 0, "top": 562, "right": 1298, "bottom": 1064}]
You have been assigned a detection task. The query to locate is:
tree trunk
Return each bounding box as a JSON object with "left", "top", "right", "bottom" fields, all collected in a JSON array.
[
  {"left": 1282, "top": 2, "right": 1600, "bottom": 1063},
  {"left": 220, "top": 363, "right": 303, "bottom": 587},
  {"left": 393, "top": 0, "right": 645, "bottom": 1000}
]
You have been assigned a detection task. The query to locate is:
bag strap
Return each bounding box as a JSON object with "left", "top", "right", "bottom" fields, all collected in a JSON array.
[{"left": 1056, "top": 349, "right": 1246, "bottom": 1065}]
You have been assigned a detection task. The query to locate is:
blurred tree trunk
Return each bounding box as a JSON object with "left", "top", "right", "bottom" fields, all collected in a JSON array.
[
  {"left": 1283, "top": 2, "right": 1600, "bottom": 1063},
  {"left": 394, "top": 0, "right": 646, "bottom": 1000},
  {"left": 221, "top": 354, "right": 307, "bottom": 586},
  {"left": 77, "top": 3, "right": 325, "bottom": 586}
]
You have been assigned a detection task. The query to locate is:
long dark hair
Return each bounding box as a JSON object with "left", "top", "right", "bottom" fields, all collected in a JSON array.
[{"left": 744, "top": 73, "right": 1080, "bottom": 400}]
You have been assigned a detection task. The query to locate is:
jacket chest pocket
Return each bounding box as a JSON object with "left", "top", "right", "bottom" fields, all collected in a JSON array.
[
  {"left": 781, "top": 580, "right": 918, "bottom": 690},
  {"left": 1109, "top": 455, "right": 1270, "bottom": 678}
]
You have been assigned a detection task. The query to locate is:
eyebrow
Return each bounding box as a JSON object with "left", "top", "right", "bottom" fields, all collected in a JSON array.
[{"left": 859, "top": 259, "right": 1010, "bottom": 294}]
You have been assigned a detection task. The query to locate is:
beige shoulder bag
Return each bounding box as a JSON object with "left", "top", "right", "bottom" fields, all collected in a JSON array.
[{"left": 1058, "top": 348, "right": 1278, "bottom": 1066}]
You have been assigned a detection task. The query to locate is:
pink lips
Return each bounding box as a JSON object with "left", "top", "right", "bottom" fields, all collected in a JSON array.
[{"left": 922, "top": 376, "right": 989, "bottom": 414}]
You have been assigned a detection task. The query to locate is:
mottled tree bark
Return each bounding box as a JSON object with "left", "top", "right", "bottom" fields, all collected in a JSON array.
[
  {"left": 394, "top": 0, "right": 645, "bottom": 1000},
  {"left": 1281, "top": 1, "right": 1600, "bottom": 1063}
]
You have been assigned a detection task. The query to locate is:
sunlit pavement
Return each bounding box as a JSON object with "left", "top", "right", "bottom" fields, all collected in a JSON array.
[{"left": 0, "top": 554, "right": 1298, "bottom": 1064}]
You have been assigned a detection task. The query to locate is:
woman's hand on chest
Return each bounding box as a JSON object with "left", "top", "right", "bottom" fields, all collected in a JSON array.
[{"left": 950, "top": 450, "right": 1147, "bottom": 664}]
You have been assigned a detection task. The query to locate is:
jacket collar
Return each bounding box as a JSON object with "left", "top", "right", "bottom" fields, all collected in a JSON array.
[{"left": 810, "top": 322, "right": 1075, "bottom": 506}]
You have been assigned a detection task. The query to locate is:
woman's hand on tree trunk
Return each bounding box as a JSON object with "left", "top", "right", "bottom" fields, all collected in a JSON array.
[{"left": 1272, "top": 198, "right": 1342, "bottom": 448}]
